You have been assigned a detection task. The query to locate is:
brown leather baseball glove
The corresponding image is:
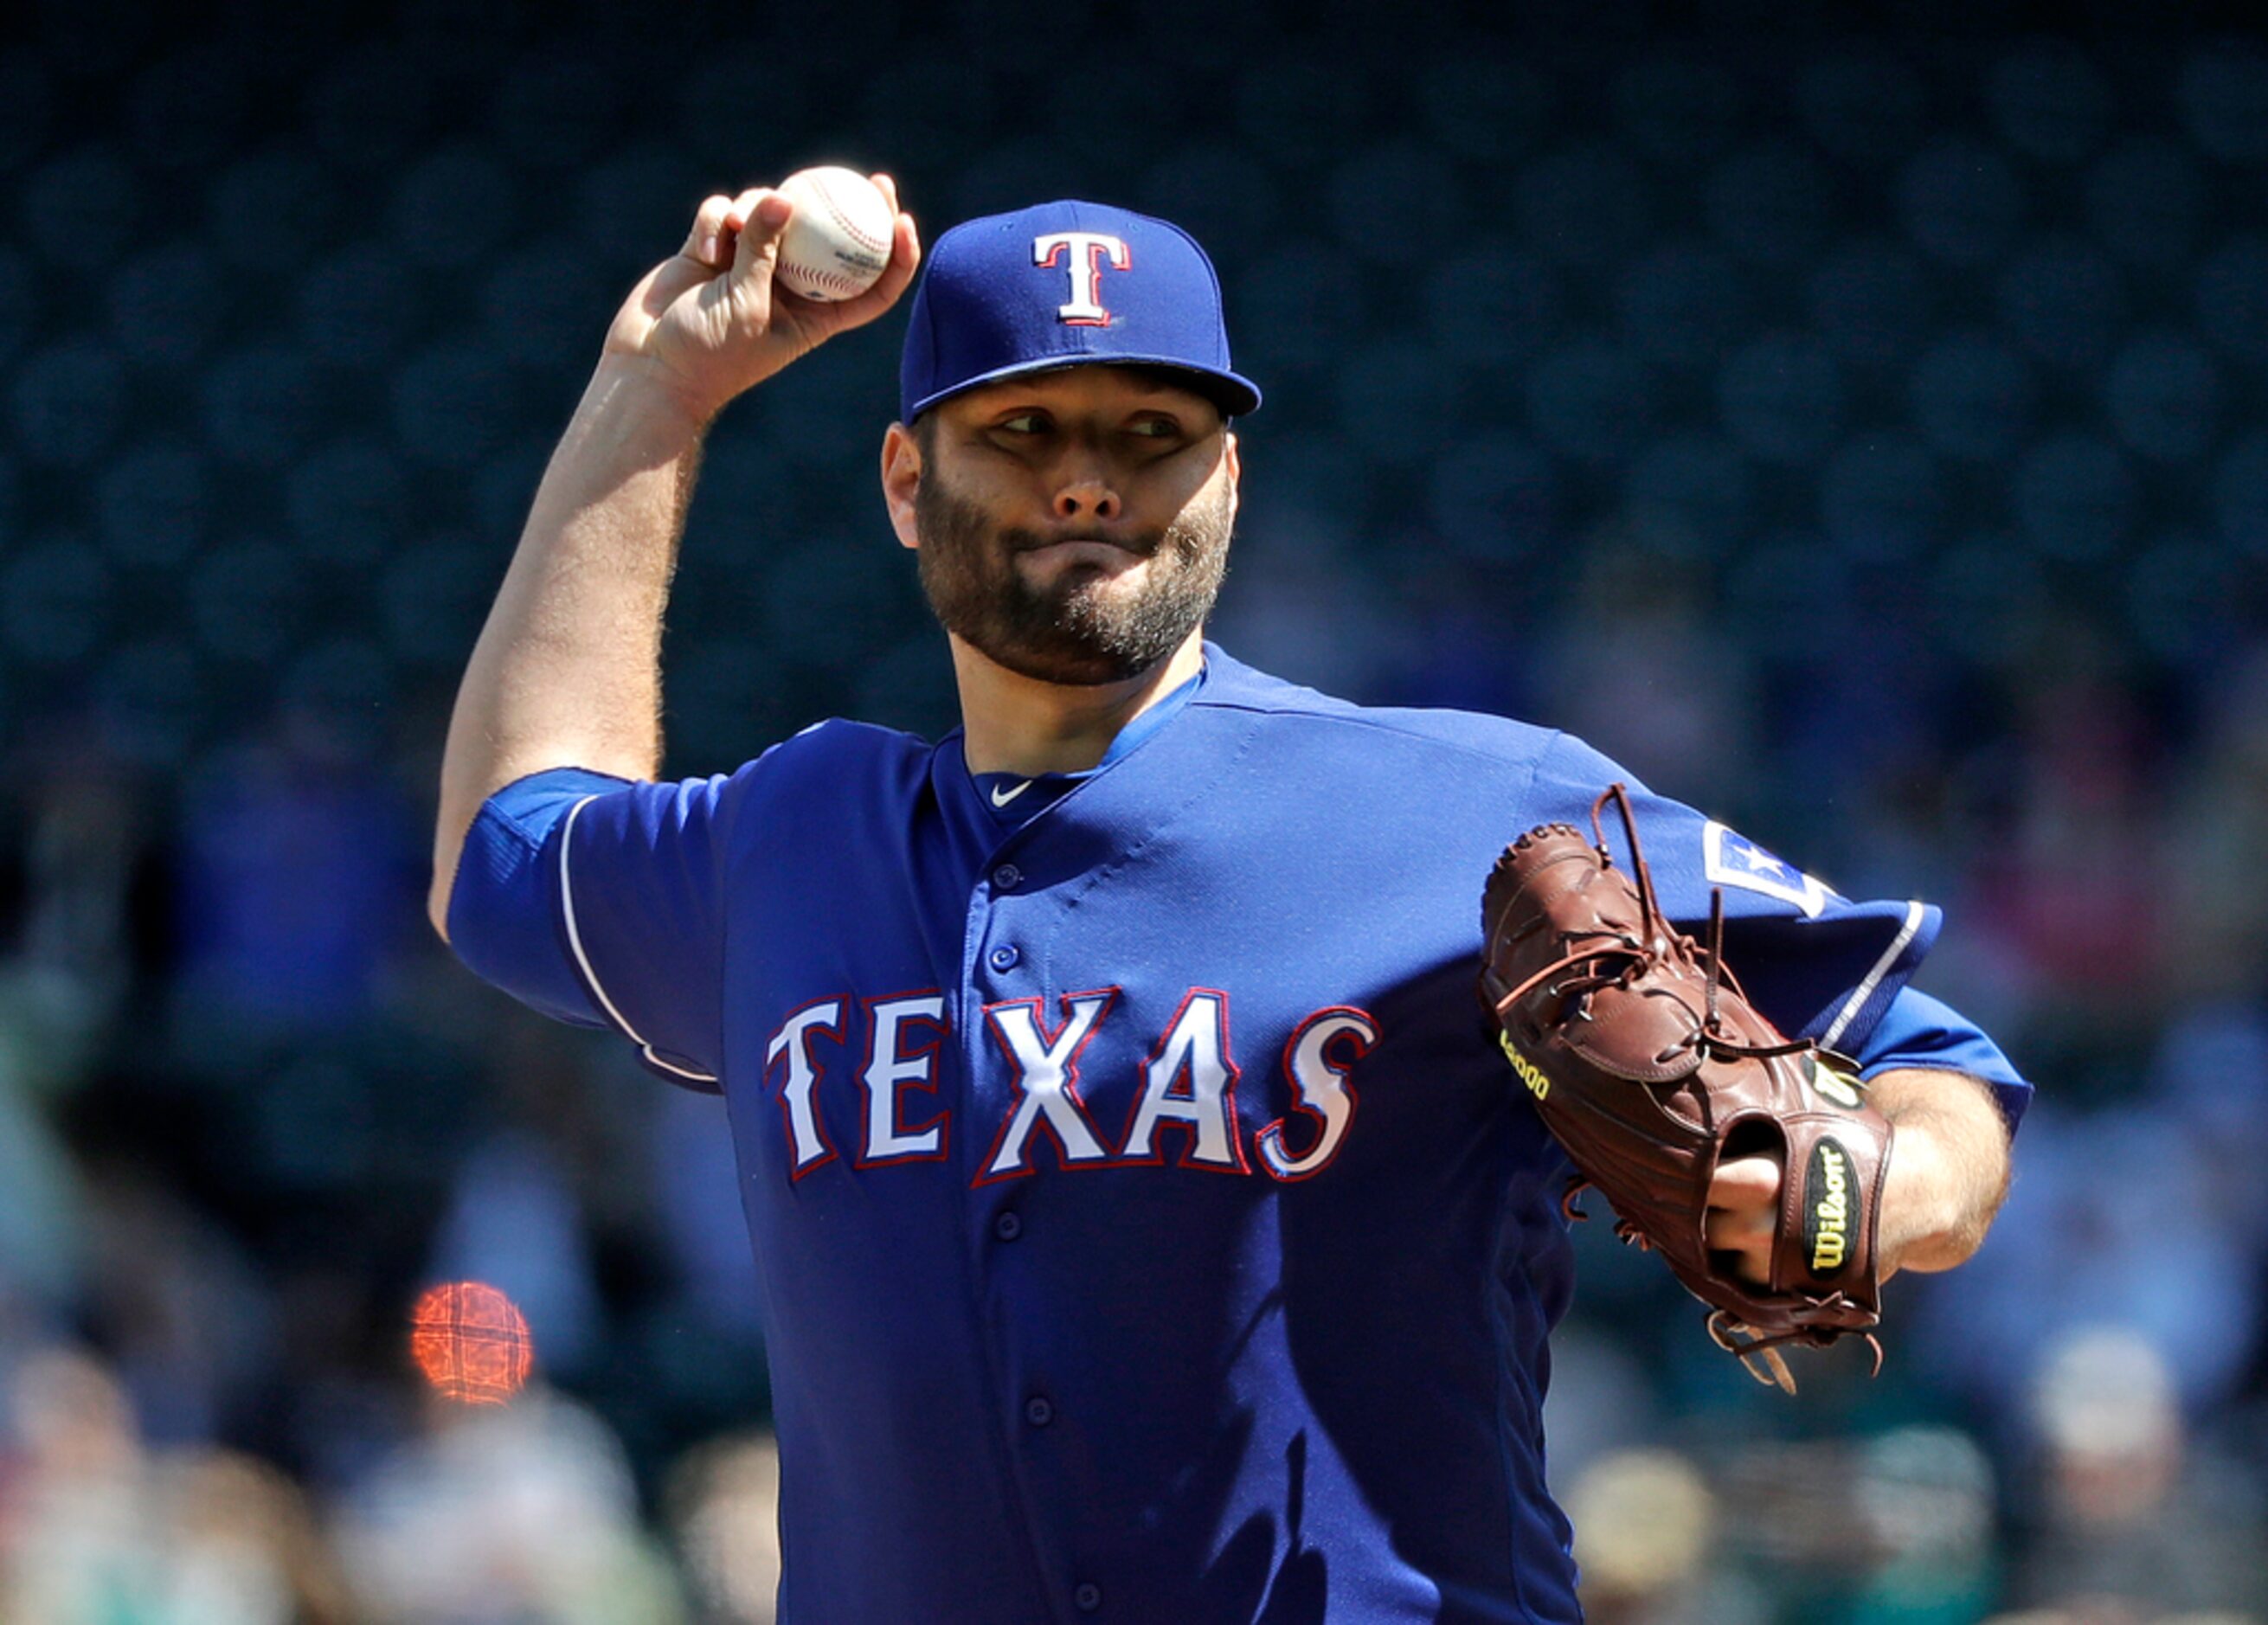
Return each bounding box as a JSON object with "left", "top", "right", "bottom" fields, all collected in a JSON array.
[{"left": 1479, "top": 784, "right": 1893, "bottom": 1392}]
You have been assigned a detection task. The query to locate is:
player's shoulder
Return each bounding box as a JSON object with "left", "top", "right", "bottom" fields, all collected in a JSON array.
[
  {"left": 1196, "top": 645, "right": 1568, "bottom": 772},
  {"left": 743, "top": 716, "right": 936, "bottom": 772},
  {"left": 666, "top": 717, "right": 941, "bottom": 825}
]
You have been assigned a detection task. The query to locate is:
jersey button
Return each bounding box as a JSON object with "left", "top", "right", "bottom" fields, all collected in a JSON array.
[
  {"left": 1074, "top": 1582, "right": 1102, "bottom": 1612},
  {"left": 994, "top": 1211, "right": 1023, "bottom": 1241},
  {"left": 1024, "top": 1395, "right": 1054, "bottom": 1427},
  {"left": 992, "top": 863, "right": 1022, "bottom": 890},
  {"left": 989, "top": 944, "right": 1021, "bottom": 971}
]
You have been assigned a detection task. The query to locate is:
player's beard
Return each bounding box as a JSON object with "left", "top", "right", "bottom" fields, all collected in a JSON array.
[{"left": 914, "top": 466, "right": 1234, "bottom": 687}]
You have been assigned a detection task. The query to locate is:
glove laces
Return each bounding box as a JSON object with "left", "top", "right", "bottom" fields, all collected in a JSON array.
[{"left": 1489, "top": 786, "right": 1812, "bottom": 1065}]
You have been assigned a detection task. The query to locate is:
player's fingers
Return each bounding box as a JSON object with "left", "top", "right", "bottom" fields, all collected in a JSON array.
[
  {"left": 680, "top": 194, "right": 737, "bottom": 270},
  {"left": 893, "top": 190, "right": 920, "bottom": 269},
  {"left": 1705, "top": 1208, "right": 1774, "bottom": 1287},
  {"left": 725, "top": 188, "right": 793, "bottom": 267},
  {"left": 1706, "top": 1154, "right": 1782, "bottom": 1210},
  {"left": 1705, "top": 1207, "right": 1774, "bottom": 1251},
  {"left": 721, "top": 190, "right": 794, "bottom": 328}
]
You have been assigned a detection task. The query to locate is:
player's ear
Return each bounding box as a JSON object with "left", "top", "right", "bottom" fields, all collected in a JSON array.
[{"left": 881, "top": 421, "right": 922, "bottom": 551}]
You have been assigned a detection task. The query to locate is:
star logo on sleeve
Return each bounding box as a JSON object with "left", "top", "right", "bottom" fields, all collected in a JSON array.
[
  {"left": 1734, "top": 843, "right": 1786, "bottom": 877},
  {"left": 1703, "top": 823, "right": 1835, "bottom": 918}
]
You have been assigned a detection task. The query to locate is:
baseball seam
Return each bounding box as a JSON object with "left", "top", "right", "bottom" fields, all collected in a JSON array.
[
  {"left": 781, "top": 265, "right": 874, "bottom": 296},
  {"left": 811, "top": 177, "right": 891, "bottom": 257}
]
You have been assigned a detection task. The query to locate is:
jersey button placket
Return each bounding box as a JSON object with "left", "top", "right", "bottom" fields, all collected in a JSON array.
[
  {"left": 1024, "top": 1394, "right": 1054, "bottom": 1428},
  {"left": 993, "top": 1211, "right": 1023, "bottom": 1241},
  {"left": 991, "top": 862, "right": 1022, "bottom": 890},
  {"left": 988, "top": 944, "right": 1020, "bottom": 972},
  {"left": 1073, "top": 1582, "right": 1102, "bottom": 1612}
]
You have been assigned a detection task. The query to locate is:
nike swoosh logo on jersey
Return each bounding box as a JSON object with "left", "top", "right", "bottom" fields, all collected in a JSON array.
[{"left": 990, "top": 780, "right": 1034, "bottom": 808}]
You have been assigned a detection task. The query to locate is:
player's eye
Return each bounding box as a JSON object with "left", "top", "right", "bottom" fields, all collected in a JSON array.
[
  {"left": 1128, "top": 417, "right": 1179, "bottom": 438},
  {"left": 993, "top": 412, "right": 1050, "bottom": 435}
]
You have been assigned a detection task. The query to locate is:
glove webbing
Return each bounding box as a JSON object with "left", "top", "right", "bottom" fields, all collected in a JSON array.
[{"left": 1487, "top": 787, "right": 1814, "bottom": 1070}]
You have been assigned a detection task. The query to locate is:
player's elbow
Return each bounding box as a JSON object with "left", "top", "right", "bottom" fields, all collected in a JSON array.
[
  {"left": 427, "top": 821, "right": 467, "bottom": 945},
  {"left": 1873, "top": 1068, "right": 2014, "bottom": 1275},
  {"left": 427, "top": 870, "right": 454, "bottom": 944},
  {"left": 428, "top": 793, "right": 490, "bottom": 945},
  {"left": 1892, "top": 1208, "right": 1999, "bottom": 1274}
]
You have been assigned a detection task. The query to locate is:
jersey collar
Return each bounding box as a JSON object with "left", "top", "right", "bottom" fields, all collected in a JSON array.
[{"left": 962, "top": 659, "right": 1210, "bottom": 825}]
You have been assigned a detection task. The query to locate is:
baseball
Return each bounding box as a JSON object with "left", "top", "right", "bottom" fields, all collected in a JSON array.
[{"left": 773, "top": 166, "right": 894, "bottom": 302}]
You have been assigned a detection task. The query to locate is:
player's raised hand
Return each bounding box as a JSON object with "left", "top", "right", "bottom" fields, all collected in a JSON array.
[{"left": 602, "top": 173, "right": 921, "bottom": 423}]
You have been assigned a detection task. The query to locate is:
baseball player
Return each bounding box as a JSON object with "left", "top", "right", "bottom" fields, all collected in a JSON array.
[{"left": 431, "top": 178, "right": 2026, "bottom": 1622}]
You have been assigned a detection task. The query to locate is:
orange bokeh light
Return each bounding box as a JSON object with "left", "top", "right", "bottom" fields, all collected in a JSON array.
[{"left": 408, "top": 1281, "right": 533, "bottom": 1405}]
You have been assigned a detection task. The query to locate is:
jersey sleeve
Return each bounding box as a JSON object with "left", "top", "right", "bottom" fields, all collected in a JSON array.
[
  {"left": 1851, "top": 986, "right": 2031, "bottom": 1129},
  {"left": 444, "top": 764, "right": 740, "bottom": 1091},
  {"left": 1524, "top": 732, "right": 2032, "bottom": 1124}
]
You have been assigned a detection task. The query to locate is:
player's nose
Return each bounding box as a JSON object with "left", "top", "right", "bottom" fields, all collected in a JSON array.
[{"left": 1051, "top": 474, "right": 1121, "bottom": 523}]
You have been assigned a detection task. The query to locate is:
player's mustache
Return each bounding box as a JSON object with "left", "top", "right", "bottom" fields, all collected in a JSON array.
[{"left": 1001, "top": 526, "right": 1164, "bottom": 558}]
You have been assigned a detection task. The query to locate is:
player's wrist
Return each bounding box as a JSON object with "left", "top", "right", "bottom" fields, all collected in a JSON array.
[{"left": 584, "top": 352, "right": 730, "bottom": 443}]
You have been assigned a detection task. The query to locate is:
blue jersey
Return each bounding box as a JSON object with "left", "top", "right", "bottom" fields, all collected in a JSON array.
[{"left": 447, "top": 646, "right": 2027, "bottom": 1624}]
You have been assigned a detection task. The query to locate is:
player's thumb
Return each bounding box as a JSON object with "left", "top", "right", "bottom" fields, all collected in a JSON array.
[{"left": 729, "top": 189, "right": 793, "bottom": 287}]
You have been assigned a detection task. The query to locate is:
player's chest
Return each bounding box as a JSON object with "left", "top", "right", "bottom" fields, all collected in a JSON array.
[
  {"left": 716, "top": 768, "right": 1506, "bottom": 1191},
  {"left": 735, "top": 968, "right": 1394, "bottom": 1187},
  {"left": 716, "top": 878, "right": 1491, "bottom": 1193}
]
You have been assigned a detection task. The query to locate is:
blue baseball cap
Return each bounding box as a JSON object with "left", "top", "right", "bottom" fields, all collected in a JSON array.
[{"left": 898, "top": 199, "right": 1262, "bottom": 423}]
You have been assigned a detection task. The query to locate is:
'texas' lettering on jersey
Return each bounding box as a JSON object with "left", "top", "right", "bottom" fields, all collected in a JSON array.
[{"left": 761, "top": 991, "right": 1379, "bottom": 1186}]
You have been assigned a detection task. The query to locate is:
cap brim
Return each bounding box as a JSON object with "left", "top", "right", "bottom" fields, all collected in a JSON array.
[{"left": 904, "top": 354, "right": 1262, "bottom": 422}]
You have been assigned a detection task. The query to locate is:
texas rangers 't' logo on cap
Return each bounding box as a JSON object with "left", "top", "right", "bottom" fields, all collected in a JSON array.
[
  {"left": 898, "top": 199, "right": 1262, "bottom": 422},
  {"left": 1032, "top": 231, "right": 1131, "bottom": 327}
]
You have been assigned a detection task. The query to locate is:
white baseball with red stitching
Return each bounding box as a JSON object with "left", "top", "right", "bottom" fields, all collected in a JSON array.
[{"left": 774, "top": 167, "right": 893, "bottom": 302}]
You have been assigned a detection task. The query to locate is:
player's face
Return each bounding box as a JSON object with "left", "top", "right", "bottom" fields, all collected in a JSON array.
[{"left": 894, "top": 366, "right": 1238, "bottom": 687}]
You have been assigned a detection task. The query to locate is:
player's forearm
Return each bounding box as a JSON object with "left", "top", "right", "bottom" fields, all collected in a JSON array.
[
  {"left": 429, "top": 356, "right": 710, "bottom": 935},
  {"left": 1870, "top": 1067, "right": 2013, "bottom": 1274}
]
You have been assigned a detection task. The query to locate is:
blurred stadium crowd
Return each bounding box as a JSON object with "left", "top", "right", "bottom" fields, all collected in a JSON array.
[{"left": 0, "top": 0, "right": 2265, "bottom": 1618}]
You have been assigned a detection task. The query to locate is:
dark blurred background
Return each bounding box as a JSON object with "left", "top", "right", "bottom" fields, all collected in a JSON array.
[{"left": 0, "top": 1, "right": 2263, "bottom": 1620}]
